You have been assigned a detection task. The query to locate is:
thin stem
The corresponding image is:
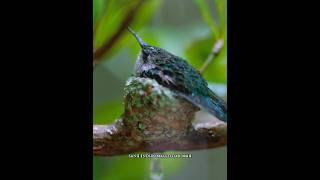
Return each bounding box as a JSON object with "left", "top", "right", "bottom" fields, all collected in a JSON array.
[{"left": 199, "top": 39, "right": 224, "bottom": 74}]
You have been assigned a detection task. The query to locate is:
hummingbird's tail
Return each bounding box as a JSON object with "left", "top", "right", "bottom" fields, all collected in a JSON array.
[
  {"left": 179, "top": 92, "right": 227, "bottom": 122},
  {"left": 200, "top": 96, "right": 227, "bottom": 122}
]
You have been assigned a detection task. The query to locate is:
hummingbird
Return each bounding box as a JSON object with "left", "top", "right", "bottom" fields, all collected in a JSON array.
[{"left": 128, "top": 28, "right": 227, "bottom": 122}]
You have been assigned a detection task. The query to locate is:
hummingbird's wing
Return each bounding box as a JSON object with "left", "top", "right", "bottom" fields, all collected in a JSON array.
[{"left": 140, "top": 57, "right": 227, "bottom": 122}]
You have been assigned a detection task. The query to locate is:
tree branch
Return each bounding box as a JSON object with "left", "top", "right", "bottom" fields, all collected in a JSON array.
[
  {"left": 93, "top": 77, "right": 227, "bottom": 156},
  {"left": 93, "top": 0, "right": 145, "bottom": 68}
]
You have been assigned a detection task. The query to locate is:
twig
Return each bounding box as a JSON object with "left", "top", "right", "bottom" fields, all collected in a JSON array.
[
  {"left": 199, "top": 39, "right": 224, "bottom": 74},
  {"left": 93, "top": 0, "right": 145, "bottom": 68},
  {"left": 93, "top": 77, "right": 227, "bottom": 156},
  {"left": 93, "top": 119, "right": 227, "bottom": 156}
]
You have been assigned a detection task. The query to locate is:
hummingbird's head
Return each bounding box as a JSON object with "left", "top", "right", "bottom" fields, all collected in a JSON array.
[
  {"left": 127, "top": 27, "right": 148, "bottom": 48},
  {"left": 127, "top": 27, "right": 163, "bottom": 61},
  {"left": 128, "top": 27, "right": 165, "bottom": 74}
]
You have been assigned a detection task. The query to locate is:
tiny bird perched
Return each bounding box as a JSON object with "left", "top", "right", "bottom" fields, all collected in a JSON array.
[{"left": 128, "top": 28, "right": 227, "bottom": 122}]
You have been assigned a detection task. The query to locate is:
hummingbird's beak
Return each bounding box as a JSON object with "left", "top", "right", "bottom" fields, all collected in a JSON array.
[{"left": 127, "top": 27, "right": 148, "bottom": 48}]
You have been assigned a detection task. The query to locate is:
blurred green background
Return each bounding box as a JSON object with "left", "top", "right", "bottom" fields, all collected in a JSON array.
[{"left": 93, "top": 0, "right": 227, "bottom": 179}]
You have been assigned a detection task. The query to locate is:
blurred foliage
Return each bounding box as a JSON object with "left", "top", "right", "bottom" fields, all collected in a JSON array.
[
  {"left": 186, "top": 0, "right": 227, "bottom": 83},
  {"left": 94, "top": 101, "right": 123, "bottom": 124},
  {"left": 194, "top": 0, "right": 220, "bottom": 38},
  {"left": 94, "top": 0, "right": 162, "bottom": 60},
  {"left": 94, "top": 152, "right": 185, "bottom": 180},
  {"left": 93, "top": 0, "right": 227, "bottom": 179},
  {"left": 185, "top": 33, "right": 227, "bottom": 83}
]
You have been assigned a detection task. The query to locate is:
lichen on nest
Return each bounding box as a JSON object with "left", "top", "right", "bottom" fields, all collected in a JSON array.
[{"left": 122, "top": 77, "right": 199, "bottom": 143}]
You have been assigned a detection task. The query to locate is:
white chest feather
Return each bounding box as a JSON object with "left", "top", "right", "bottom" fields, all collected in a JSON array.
[{"left": 134, "top": 51, "right": 155, "bottom": 74}]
